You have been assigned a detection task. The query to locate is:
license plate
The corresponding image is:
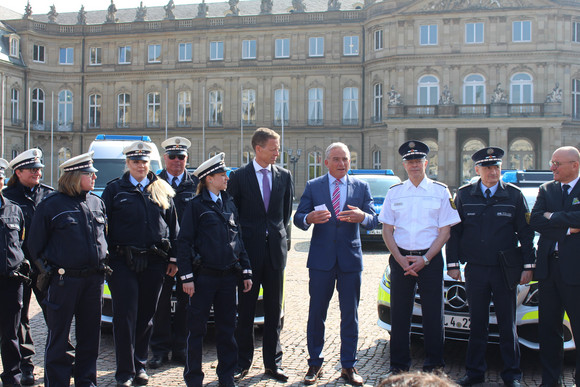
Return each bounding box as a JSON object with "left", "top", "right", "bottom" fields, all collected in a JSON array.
[
  {"left": 444, "top": 314, "right": 471, "bottom": 330},
  {"left": 368, "top": 229, "right": 382, "bottom": 235},
  {"left": 170, "top": 300, "right": 177, "bottom": 314}
]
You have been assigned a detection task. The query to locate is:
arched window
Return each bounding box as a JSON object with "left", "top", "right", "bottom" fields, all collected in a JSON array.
[
  {"left": 177, "top": 91, "right": 191, "bottom": 127},
  {"left": 350, "top": 151, "right": 358, "bottom": 169},
  {"left": 58, "top": 90, "right": 73, "bottom": 131},
  {"left": 418, "top": 75, "right": 439, "bottom": 105},
  {"left": 147, "top": 92, "right": 161, "bottom": 127},
  {"left": 274, "top": 88, "right": 289, "bottom": 126},
  {"left": 89, "top": 94, "right": 101, "bottom": 128},
  {"left": 308, "top": 151, "right": 323, "bottom": 180},
  {"left": 422, "top": 139, "right": 438, "bottom": 180},
  {"left": 508, "top": 138, "right": 535, "bottom": 170},
  {"left": 510, "top": 73, "right": 533, "bottom": 103},
  {"left": 373, "top": 83, "right": 383, "bottom": 122},
  {"left": 463, "top": 74, "right": 486, "bottom": 104},
  {"left": 32, "top": 88, "right": 45, "bottom": 129},
  {"left": 242, "top": 89, "right": 256, "bottom": 125},
  {"left": 308, "top": 88, "right": 323, "bottom": 125},
  {"left": 117, "top": 93, "right": 131, "bottom": 128},
  {"left": 461, "top": 138, "right": 486, "bottom": 183},
  {"left": 209, "top": 90, "right": 223, "bottom": 126}
]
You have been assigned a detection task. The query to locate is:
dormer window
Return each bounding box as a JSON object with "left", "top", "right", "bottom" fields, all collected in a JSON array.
[{"left": 9, "top": 36, "right": 19, "bottom": 58}]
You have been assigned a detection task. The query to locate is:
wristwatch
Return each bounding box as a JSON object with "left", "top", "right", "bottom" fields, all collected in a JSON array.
[{"left": 422, "top": 255, "right": 430, "bottom": 265}]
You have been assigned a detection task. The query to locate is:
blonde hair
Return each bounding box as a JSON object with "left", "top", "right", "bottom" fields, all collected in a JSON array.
[
  {"left": 58, "top": 171, "right": 83, "bottom": 196},
  {"left": 147, "top": 178, "right": 175, "bottom": 210}
]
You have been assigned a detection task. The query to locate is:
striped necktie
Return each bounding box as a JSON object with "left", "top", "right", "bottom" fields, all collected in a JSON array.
[{"left": 332, "top": 179, "right": 341, "bottom": 216}]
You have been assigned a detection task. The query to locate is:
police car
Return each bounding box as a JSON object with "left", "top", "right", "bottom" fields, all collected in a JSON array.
[
  {"left": 347, "top": 169, "right": 401, "bottom": 243},
  {"left": 377, "top": 170, "right": 576, "bottom": 353}
]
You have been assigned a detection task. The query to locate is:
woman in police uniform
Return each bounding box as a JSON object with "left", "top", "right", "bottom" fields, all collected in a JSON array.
[
  {"left": 177, "top": 153, "right": 252, "bottom": 387},
  {"left": 0, "top": 158, "right": 27, "bottom": 387},
  {"left": 102, "top": 141, "right": 179, "bottom": 387},
  {"left": 27, "top": 151, "right": 108, "bottom": 387}
]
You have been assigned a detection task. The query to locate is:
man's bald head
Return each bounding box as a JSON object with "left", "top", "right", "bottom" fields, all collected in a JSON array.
[{"left": 551, "top": 146, "right": 580, "bottom": 183}]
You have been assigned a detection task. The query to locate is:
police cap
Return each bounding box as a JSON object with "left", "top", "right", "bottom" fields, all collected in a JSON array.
[
  {"left": 195, "top": 152, "right": 226, "bottom": 179},
  {"left": 472, "top": 147, "right": 504, "bottom": 167},
  {"left": 0, "top": 158, "right": 8, "bottom": 179},
  {"left": 161, "top": 136, "right": 191, "bottom": 156},
  {"left": 123, "top": 141, "right": 152, "bottom": 161},
  {"left": 399, "top": 140, "right": 429, "bottom": 161},
  {"left": 9, "top": 148, "right": 44, "bottom": 170},
  {"left": 60, "top": 151, "right": 98, "bottom": 173}
]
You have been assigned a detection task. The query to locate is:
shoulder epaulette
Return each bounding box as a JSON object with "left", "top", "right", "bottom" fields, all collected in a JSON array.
[
  {"left": 42, "top": 191, "right": 60, "bottom": 201},
  {"left": 390, "top": 182, "right": 404, "bottom": 189},
  {"left": 40, "top": 183, "right": 55, "bottom": 191},
  {"left": 433, "top": 180, "right": 448, "bottom": 188},
  {"left": 504, "top": 182, "right": 522, "bottom": 191},
  {"left": 106, "top": 177, "right": 121, "bottom": 186},
  {"left": 458, "top": 183, "right": 471, "bottom": 191}
]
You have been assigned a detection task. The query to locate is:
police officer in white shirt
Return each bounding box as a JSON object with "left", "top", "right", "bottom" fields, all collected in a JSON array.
[{"left": 378, "top": 140, "right": 461, "bottom": 378}]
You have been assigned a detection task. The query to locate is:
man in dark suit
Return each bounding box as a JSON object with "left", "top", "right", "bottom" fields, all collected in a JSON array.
[
  {"left": 530, "top": 146, "right": 580, "bottom": 387},
  {"left": 149, "top": 137, "right": 198, "bottom": 368},
  {"left": 227, "top": 127, "right": 294, "bottom": 382},
  {"left": 294, "top": 142, "right": 377, "bottom": 386}
]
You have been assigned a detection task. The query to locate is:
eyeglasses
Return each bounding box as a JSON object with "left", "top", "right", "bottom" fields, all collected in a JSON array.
[
  {"left": 549, "top": 160, "right": 576, "bottom": 168},
  {"left": 168, "top": 155, "right": 186, "bottom": 161},
  {"left": 81, "top": 172, "right": 97, "bottom": 178}
]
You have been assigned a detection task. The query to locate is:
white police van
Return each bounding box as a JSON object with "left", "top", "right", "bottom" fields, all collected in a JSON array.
[{"left": 88, "top": 134, "right": 162, "bottom": 197}]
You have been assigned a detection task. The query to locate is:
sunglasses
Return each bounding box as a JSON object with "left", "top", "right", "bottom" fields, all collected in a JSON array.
[
  {"left": 168, "top": 155, "right": 186, "bottom": 160},
  {"left": 81, "top": 172, "right": 97, "bottom": 178}
]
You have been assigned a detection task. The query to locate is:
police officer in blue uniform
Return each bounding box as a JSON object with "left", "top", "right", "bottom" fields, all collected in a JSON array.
[
  {"left": 446, "top": 147, "right": 535, "bottom": 387},
  {"left": 0, "top": 158, "right": 27, "bottom": 387},
  {"left": 177, "top": 153, "right": 252, "bottom": 387},
  {"left": 378, "top": 140, "right": 460, "bottom": 378},
  {"left": 28, "top": 151, "right": 108, "bottom": 387},
  {"left": 4, "top": 148, "right": 58, "bottom": 386},
  {"left": 102, "top": 141, "right": 179, "bottom": 387},
  {"left": 149, "top": 137, "right": 198, "bottom": 368}
]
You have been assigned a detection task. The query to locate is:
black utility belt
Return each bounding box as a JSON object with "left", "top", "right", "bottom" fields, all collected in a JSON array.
[
  {"left": 198, "top": 266, "right": 239, "bottom": 277},
  {"left": 55, "top": 267, "right": 104, "bottom": 277},
  {"left": 398, "top": 247, "right": 429, "bottom": 256}
]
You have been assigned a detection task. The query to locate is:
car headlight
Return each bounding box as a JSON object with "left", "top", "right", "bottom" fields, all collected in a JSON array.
[
  {"left": 522, "top": 282, "right": 539, "bottom": 307},
  {"left": 382, "top": 266, "right": 391, "bottom": 289}
]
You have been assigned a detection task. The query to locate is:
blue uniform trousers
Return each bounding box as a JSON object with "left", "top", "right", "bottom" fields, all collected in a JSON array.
[
  {"left": 0, "top": 278, "right": 23, "bottom": 385},
  {"left": 44, "top": 274, "right": 103, "bottom": 387},
  {"left": 150, "top": 274, "right": 188, "bottom": 358},
  {"left": 307, "top": 266, "right": 361, "bottom": 369},
  {"left": 184, "top": 272, "right": 238, "bottom": 387},
  {"left": 108, "top": 259, "right": 165, "bottom": 383},
  {"left": 464, "top": 264, "right": 521, "bottom": 382},
  {"left": 389, "top": 252, "right": 444, "bottom": 371}
]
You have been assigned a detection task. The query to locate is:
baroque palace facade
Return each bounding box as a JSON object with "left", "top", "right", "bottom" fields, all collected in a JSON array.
[{"left": 0, "top": 0, "right": 579, "bottom": 194}]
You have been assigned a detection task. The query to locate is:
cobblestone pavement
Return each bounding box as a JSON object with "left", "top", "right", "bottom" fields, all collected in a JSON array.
[{"left": 3, "top": 222, "right": 576, "bottom": 386}]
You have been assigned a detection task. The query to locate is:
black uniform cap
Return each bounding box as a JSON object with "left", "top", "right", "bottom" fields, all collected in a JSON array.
[
  {"left": 472, "top": 147, "right": 504, "bottom": 167},
  {"left": 399, "top": 140, "right": 429, "bottom": 160}
]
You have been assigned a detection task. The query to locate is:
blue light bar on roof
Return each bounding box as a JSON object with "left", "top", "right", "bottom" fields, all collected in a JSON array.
[
  {"left": 348, "top": 169, "right": 394, "bottom": 175},
  {"left": 95, "top": 134, "right": 152, "bottom": 141}
]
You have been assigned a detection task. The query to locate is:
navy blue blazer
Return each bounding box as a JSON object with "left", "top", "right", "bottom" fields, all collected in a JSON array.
[{"left": 294, "top": 174, "right": 377, "bottom": 272}]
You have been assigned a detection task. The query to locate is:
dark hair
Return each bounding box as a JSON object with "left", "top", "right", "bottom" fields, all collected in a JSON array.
[
  {"left": 58, "top": 171, "right": 83, "bottom": 196},
  {"left": 6, "top": 171, "right": 19, "bottom": 187},
  {"left": 251, "top": 127, "right": 280, "bottom": 151}
]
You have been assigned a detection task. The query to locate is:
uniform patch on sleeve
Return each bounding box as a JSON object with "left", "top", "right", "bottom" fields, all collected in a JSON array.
[
  {"left": 525, "top": 212, "right": 531, "bottom": 224},
  {"left": 449, "top": 198, "right": 457, "bottom": 210}
]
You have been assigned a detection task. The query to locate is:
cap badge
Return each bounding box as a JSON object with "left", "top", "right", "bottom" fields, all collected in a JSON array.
[
  {"left": 137, "top": 143, "right": 144, "bottom": 150},
  {"left": 175, "top": 139, "right": 181, "bottom": 144},
  {"left": 487, "top": 148, "right": 494, "bottom": 155},
  {"left": 409, "top": 142, "right": 415, "bottom": 148}
]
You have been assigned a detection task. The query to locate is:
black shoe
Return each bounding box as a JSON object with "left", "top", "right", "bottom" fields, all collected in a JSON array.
[
  {"left": 116, "top": 380, "right": 132, "bottom": 387},
  {"left": 456, "top": 374, "right": 485, "bottom": 386},
  {"left": 147, "top": 354, "right": 168, "bottom": 369},
  {"left": 172, "top": 351, "right": 186, "bottom": 365},
  {"left": 20, "top": 371, "right": 35, "bottom": 386},
  {"left": 504, "top": 380, "right": 521, "bottom": 387},
  {"left": 233, "top": 368, "right": 249, "bottom": 381},
  {"left": 134, "top": 370, "right": 149, "bottom": 386},
  {"left": 265, "top": 367, "right": 288, "bottom": 382},
  {"left": 304, "top": 365, "right": 323, "bottom": 385}
]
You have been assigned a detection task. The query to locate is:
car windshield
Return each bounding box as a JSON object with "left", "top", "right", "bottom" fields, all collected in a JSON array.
[
  {"left": 93, "top": 159, "right": 162, "bottom": 189},
  {"left": 521, "top": 187, "right": 540, "bottom": 209},
  {"left": 361, "top": 177, "right": 400, "bottom": 201}
]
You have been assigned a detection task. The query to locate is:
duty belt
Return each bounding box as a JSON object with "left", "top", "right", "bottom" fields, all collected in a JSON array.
[
  {"left": 56, "top": 267, "right": 104, "bottom": 277},
  {"left": 398, "top": 247, "right": 429, "bottom": 256}
]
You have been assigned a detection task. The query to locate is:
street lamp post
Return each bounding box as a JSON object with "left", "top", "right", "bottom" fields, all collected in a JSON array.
[{"left": 287, "top": 148, "right": 302, "bottom": 179}]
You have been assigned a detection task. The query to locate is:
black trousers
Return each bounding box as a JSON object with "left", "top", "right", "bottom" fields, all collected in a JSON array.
[
  {"left": 150, "top": 274, "right": 188, "bottom": 358},
  {"left": 184, "top": 272, "right": 238, "bottom": 387},
  {"left": 44, "top": 274, "right": 103, "bottom": 387},
  {"left": 389, "top": 252, "right": 445, "bottom": 371},
  {"left": 235, "top": 243, "right": 284, "bottom": 370},
  {"left": 108, "top": 258, "right": 165, "bottom": 383},
  {"left": 539, "top": 257, "right": 580, "bottom": 385},
  {"left": 0, "top": 278, "right": 23, "bottom": 385},
  {"left": 464, "top": 264, "right": 521, "bottom": 382}
]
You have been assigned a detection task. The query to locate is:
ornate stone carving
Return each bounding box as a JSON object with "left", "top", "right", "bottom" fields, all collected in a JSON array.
[
  {"left": 197, "top": 0, "right": 208, "bottom": 17},
  {"left": 292, "top": 0, "right": 306, "bottom": 13},
  {"left": 23, "top": 2, "right": 32, "bottom": 19},
  {"left": 328, "top": 0, "right": 341, "bottom": 11},
  {"left": 545, "top": 82, "right": 562, "bottom": 103},
  {"left": 491, "top": 82, "right": 507, "bottom": 103},
  {"left": 105, "top": 0, "right": 118, "bottom": 23},
  {"left": 77, "top": 5, "right": 87, "bottom": 25},
  {"left": 135, "top": 2, "right": 147, "bottom": 22},
  {"left": 388, "top": 85, "right": 403, "bottom": 106},
  {"left": 164, "top": 0, "right": 175, "bottom": 20},
  {"left": 228, "top": 0, "right": 240, "bottom": 16},
  {"left": 260, "top": 0, "right": 273, "bottom": 14},
  {"left": 47, "top": 5, "right": 58, "bottom": 23},
  {"left": 439, "top": 85, "right": 455, "bottom": 105}
]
